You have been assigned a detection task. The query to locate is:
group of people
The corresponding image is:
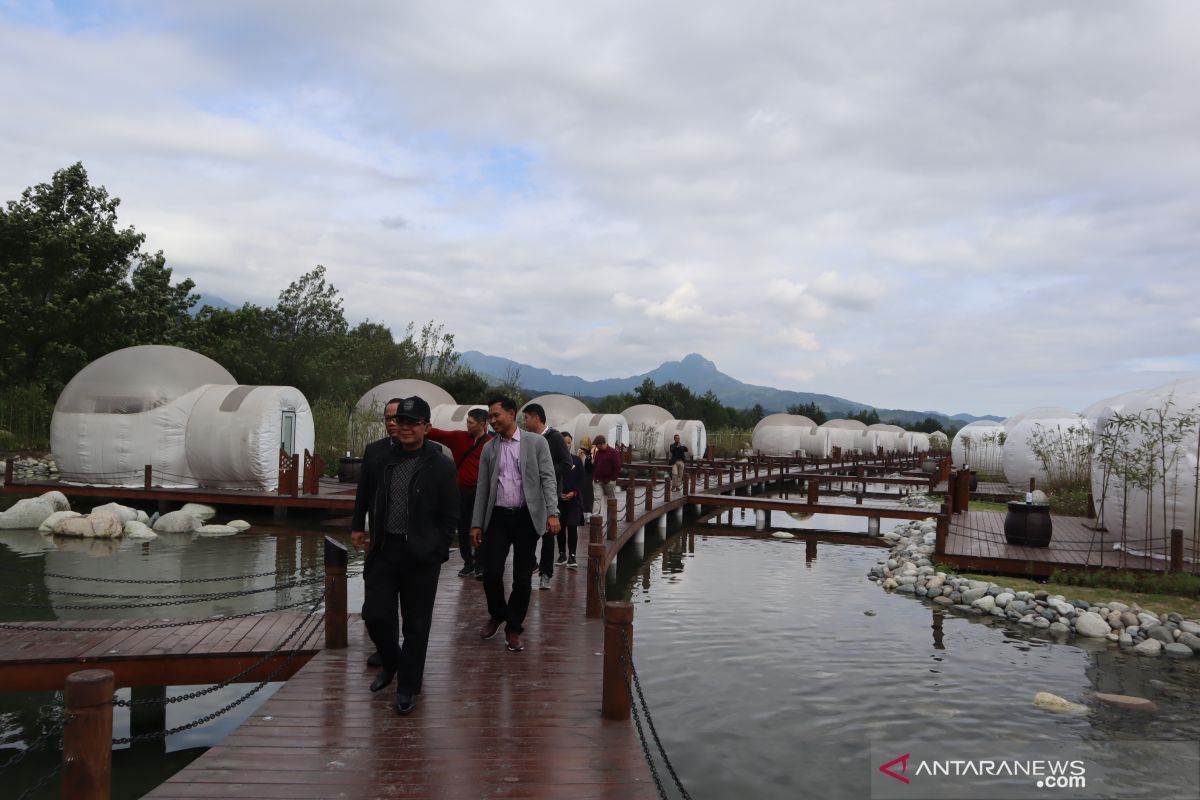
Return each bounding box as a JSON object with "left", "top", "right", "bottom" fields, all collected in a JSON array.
[{"left": 350, "top": 394, "right": 688, "bottom": 716}]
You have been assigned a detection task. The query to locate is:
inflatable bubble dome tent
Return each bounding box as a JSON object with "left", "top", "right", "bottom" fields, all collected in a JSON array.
[
  {"left": 752, "top": 414, "right": 827, "bottom": 457},
  {"left": 1001, "top": 407, "right": 1091, "bottom": 488},
  {"left": 622, "top": 404, "right": 673, "bottom": 456},
  {"left": 524, "top": 394, "right": 591, "bottom": 430},
  {"left": 51, "top": 345, "right": 314, "bottom": 490},
  {"left": 951, "top": 420, "right": 1006, "bottom": 475},
  {"left": 654, "top": 419, "right": 707, "bottom": 459}
]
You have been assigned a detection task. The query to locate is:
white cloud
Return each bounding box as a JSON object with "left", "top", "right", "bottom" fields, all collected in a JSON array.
[{"left": 781, "top": 327, "right": 821, "bottom": 352}]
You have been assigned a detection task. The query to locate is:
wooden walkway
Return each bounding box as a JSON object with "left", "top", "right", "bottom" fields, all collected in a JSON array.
[
  {"left": 0, "top": 612, "right": 324, "bottom": 692},
  {"left": 145, "top": 560, "right": 658, "bottom": 799},
  {"left": 940, "top": 510, "right": 1200, "bottom": 577}
]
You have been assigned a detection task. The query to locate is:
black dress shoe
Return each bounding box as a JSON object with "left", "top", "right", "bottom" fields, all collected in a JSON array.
[
  {"left": 394, "top": 691, "right": 416, "bottom": 715},
  {"left": 369, "top": 669, "right": 396, "bottom": 692},
  {"left": 366, "top": 651, "right": 383, "bottom": 667}
]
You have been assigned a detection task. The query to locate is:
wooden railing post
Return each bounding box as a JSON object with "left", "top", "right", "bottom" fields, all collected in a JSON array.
[
  {"left": 602, "top": 601, "right": 633, "bottom": 721},
  {"left": 664, "top": 474, "right": 672, "bottom": 504},
  {"left": 625, "top": 482, "right": 636, "bottom": 522},
  {"left": 607, "top": 498, "right": 618, "bottom": 540},
  {"left": 587, "top": 517, "right": 604, "bottom": 618},
  {"left": 645, "top": 473, "right": 654, "bottom": 512},
  {"left": 3, "top": 457, "right": 12, "bottom": 486},
  {"left": 1170, "top": 529, "right": 1184, "bottom": 572},
  {"left": 807, "top": 478, "right": 819, "bottom": 505},
  {"left": 63, "top": 669, "right": 114, "bottom": 800},
  {"left": 143, "top": 464, "right": 152, "bottom": 490},
  {"left": 324, "top": 537, "right": 347, "bottom": 648},
  {"left": 936, "top": 505, "right": 949, "bottom": 555},
  {"left": 956, "top": 469, "right": 971, "bottom": 513}
]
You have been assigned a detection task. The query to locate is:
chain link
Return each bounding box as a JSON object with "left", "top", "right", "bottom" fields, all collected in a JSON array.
[
  {"left": 111, "top": 592, "right": 325, "bottom": 744},
  {"left": 31, "top": 568, "right": 298, "bottom": 584},
  {"left": 11, "top": 576, "right": 328, "bottom": 611},
  {"left": 34, "top": 573, "right": 328, "bottom": 601}
]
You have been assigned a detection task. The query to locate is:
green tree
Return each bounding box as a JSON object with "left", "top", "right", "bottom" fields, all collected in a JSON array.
[
  {"left": 786, "top": 401, "right": 827, "bottom": 424},
  {"left": 848, "top": 408, "right": 881, "bottom": 425},
  {"left": 0, "top": 162, "right": 196, "bottom": 389}
]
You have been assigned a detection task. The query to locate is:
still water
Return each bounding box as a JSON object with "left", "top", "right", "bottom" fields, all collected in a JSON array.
[
  {"left": 607, "top": 504, "right": 1200, "bottom": 800},
  {"left": 0, "top": 510, "right": 364, "bottom": 800}
]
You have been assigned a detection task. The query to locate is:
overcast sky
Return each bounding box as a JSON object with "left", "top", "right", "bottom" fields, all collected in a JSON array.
[{"left": 2, "top": 1, "right": 1197, "bottom": 417}]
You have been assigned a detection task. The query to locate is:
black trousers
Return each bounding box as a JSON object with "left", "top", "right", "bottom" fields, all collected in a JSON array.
[
  {"left": 361, "top": 542, "right": 441, "bottom": 694},
  {"left": 556, "top": 525, "right": 578, "bottom": 559},
  {"left": 538, "top": 529, "right": 555, "bottom": 578},
  {"left": 482, "top": 506, "right": 539, "bottom": 633},
  {"left": 458, "top": 487, "right": 477, "bottom": 569}
]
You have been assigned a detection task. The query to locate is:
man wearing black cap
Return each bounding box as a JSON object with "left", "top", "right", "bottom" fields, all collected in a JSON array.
[{"left": 351, "top": 396, "right": 458, "bottom": 715}]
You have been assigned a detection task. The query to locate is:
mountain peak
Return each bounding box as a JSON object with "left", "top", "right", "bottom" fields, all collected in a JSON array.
[{"left": 678, "top": 353, "right": 717, "bottom": 371}]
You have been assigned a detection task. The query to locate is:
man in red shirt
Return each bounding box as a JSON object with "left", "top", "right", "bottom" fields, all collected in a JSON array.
[
  {"left": 590, "top": 434, "right": 624, "bottom": 514},
  {"left": 428, "top": 408, "right": 492, "bottom": 578}
]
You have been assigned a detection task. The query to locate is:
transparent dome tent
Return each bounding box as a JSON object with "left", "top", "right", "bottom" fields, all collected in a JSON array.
[
  {"left": 524, "top": 394, "right": 591, "bottom": 430},
  {"left": 951, "top": 420, "right": 1006, "bottom": 475},
  {"left": 51, "top": 345, "right": 314, "bottom": 490},
  {"left": 752, "top": 414, "right": 827, "bottom": 457},
  {"left": 1001, "top": 407, "right": 1091, "bottom": 488}
]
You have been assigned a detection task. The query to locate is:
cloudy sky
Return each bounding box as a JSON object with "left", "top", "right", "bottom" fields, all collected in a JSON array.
[{"left": 2, "top": 1, "right": 1197, "bottom": 417}]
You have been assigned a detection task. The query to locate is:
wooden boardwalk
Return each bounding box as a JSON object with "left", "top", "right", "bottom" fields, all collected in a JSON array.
[
  {"left": 940, "top": 510, "right": 1200, "bottom": 577},
  {"left": 145, "top": 560, "right": 658, "bottom": 799},
  {"left": 0, "top": 612, "right": 324, "bottom": 691}
]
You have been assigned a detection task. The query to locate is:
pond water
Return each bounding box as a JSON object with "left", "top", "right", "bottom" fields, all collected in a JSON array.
[
  {"left": 0, "top": 509, "right": 364, "bottom": 800},
  {"left": 607, "top": 507, "right": 1200, "bottom": 800}
]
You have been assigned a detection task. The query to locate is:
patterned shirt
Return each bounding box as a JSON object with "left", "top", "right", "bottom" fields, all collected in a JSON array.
[
  {"left": 496, "top": 428, "right": 524, "bottom": 508},
  {"left": 385, "top": 449, "right": 422, "bottom": 536}
]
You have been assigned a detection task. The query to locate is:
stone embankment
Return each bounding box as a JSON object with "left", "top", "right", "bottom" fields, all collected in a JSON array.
[{"left": 867, "top": 493, "right": 1200, "bottom": 659}]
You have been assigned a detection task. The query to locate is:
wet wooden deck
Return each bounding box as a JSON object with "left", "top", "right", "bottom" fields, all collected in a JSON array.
[
  {"left": 144, "top": 560, "right": 658, "bottom": 799},
  {"left": 940, "top": 510, "right": 1200, "bottom": 577},
  {"left": 0, "top": 613, "right": 324, "bottom": 691}
]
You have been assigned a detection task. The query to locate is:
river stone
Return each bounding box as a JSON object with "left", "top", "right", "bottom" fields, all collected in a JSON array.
[
  {"left": 1146, "top": 626, "right": 1174, "bottom": 645},
  {"left": 1019, "top": 614, "right": 1035, "bottom": 625},
  {"left": 1106, "top": 633, "right": 1120, "bottom": 642},
  {"left": 1050, "top": 600, "right": 1075, "bottom": 617},
  {"left": 897, "top": 576, "right": 917, "bottom": 586},
  {"left": 1033, "top": 692, "right": 1087, "bottom": 714},
  {"left": 971, "top": 595, "right": 996, "bottom": 612},
  {"left": 57, "top": 510, "right": 123, "bottom": 539},
  {"left": 771, "top": 531, "right": 795, "bottom": 539},
  {"left": 135, "top": 510, "right": 150, "bottom": 524},
  {"left": 994, "top": 592, "right": 1014, "bottom": 608},
  {"left": 1093, "top": 693, "right": 1158, "bottom": 711},
  {"left": 154, "top": 511, "right": 200, "bottom": 533},
  {"left": 1178, "top": 633, "right": 1200, "bottom": 653},
  {"left": 1119, "top": 633, "right": 1134, "bottom": 647},
  {"left": 931, "top": 596, "right": 953, "bottom": 605},
  {"left": 1108, "top": 601, "right": 1129, "bottom": 613},
  {"left": 196, "top": 524, "right": 239, "bottom": 537},
  {"left": 1049, "top": 621, "right": 1071, "bottom": 636},
  {"left": 1107, "top": 612, "right": 1125, "bottom": 630},
  {"left": 227, "top": 520, "right": 251, "bottom": 531},
  {"left": 1008, "top": 600, "right": 1028, "bottom": 615},
  {"left": 1033, "top": 617, "right": 1051, "bottom": 629},
  {"left": 1127, "top": 625, "right": 1140, "bottom": 638},
  {"left": 1163, "top": 643, "right": 1193, "bottom": 658},
  {"left": 124, "top": 521, "right": 157, "bottom": 540},
  {"left": 961, "top": 588, "right": 988, "bottom": 604},
  {"left": 1120, "top": 611, "right": 1139, "bottom": 628},
  {"left": 180, "top": 503, "right": 218, "bottom": 522},
  {"left": 1167, "top": 612, "right": 1183, "bottom": 624},
  {"left": 1180, "top": 621, "right": 1200, "bottom": 636},
  {"left": 1071, "top": 599, "right": 1091, "bottom": 610},
  {"left": 1074, "top": 612, "right": 1112, "bottom": 638},
  {"left": 0, "top": 497, "right": 56, "bottom": 529},
  {"left": 1134, "top": 639, "right": 1163, "bottom": 656},
  {"left": 39, "top": 510, "right": 82, "bottom": 533},
  {"left": 896, "top": 584, "right": 916, "bottom": 594},
  {"left": 1137, "top": 612, "right": 1160, "bottom": 628},
  {"left": 91, "top": 502, "right": 139, "bottom": 524},
  {"left": 148, "top": 511, "right": 160, "bottom": 527}
]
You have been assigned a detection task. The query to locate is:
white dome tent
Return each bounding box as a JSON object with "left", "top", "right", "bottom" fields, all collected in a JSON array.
[
  {"left": 1002, "top": 407, "right": 1092, "bottom": 489},
  {"left": 524, "top": 394, "right": 591, "bottom": 430},
  {"left": 655, "top": 419, "right": 708, "bottom": 460},
  {"left": 353, "top": 379, "right": 458, "bottom": 453},
  {"left": 867, "top": 423, "right": 904, "bottom": 454},
  {"left": 51, "top": 346, "right": 314, "bottom": 490},
  {"left": 563, "top": 413, "right": 630, "bottom": 449},
  {"left": 430, "top": 404, "right": 488, "bottom": 431},
  {"left": 752, "top": 414, "right": 827, "bottom": 458},
  {"left": 820, "top": 419, "right": 869, "bottom": 454},
  {"left": 1090, "top": 377, "right": 1200, "bottom": 563},
  {"left": 928, "top": 431, "right": 950, "bottom": 451},
  {"left": 622, "top": 404, "right": 674, "bottom": 457},
  {"left": 951, "top": 420, "right": 1006, "bottom": 475}
]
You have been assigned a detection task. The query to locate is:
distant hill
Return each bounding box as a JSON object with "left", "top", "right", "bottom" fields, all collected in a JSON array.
[
  {"left": 459, "top": 351, "right": 1001, "bottom": 425},
  {"left": 190, "top": 294, "right": 239, "bottom": 314}
]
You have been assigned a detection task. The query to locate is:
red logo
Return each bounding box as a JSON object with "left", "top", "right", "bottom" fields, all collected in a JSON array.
[{"left": 879, "top": 753, "right": 911, "bottom": 784}]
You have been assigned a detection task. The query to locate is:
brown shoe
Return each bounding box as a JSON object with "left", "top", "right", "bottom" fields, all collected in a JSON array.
[
  {"left": 479, "top": 618, "right": 502, "bottom": 640},
  {"left": 505, "top": 632, "right": 524, "bottom": 652}
]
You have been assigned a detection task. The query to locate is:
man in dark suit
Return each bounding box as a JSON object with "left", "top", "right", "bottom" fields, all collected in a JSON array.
[
  {"left": 471, "top": 395, "right": 559, "bottom": 652},
  {"left": 521, "top": 403, "right": 571, "bottom": 590},
  {"left": 351, "top": 396, "right": 458, "bottom": 715}
]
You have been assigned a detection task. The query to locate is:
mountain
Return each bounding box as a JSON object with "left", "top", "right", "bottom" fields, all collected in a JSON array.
[
  {"left": 190, "top": 294, "right": 239, "bottom": 314},
  {"left": 458, "top": 351, "right": 999, "bottom": 424}
]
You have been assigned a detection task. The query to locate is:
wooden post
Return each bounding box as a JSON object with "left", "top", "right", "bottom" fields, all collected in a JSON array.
[
  {"left": 587, "top": 518, "right": 604, "bottom": 618},
  {"left": 3, "top": 457, "right": 12, "bottom": 485},
  {"left": 664, "top": 475, "right": 672, "bottom": 504},
  {"left": 607, "top": 498, "right": 618, "bottom": 541},
  {"left": 945, "top": 472, "right": 956, "bottom": 515},
  {"left": 602, "top": 601, "right": 634, "bottom": 721},
  {"left": 62, "top": 669, "right": 114, "bottom": 800},
  {"left": 625, "top": 482, "right": 635, "bottom": 522},
  {"left": 646, "top": 474, "right": 654, "bottom": 512},
  {"left": 956, "top": 469, "right": 971, "bottom": 514},
  {"left": 1170, "top": 529, "right": 1184, "bottom": 572},
  {"left": 807, "top": 479, "right": 819, "bottom": 505},
  {"left": 143, "top": 464, "right": 152, "bottom": 490},
  {"left": 936, "top": 505, "right": 949, "bottom": 555},
  {"left": 324, "top": 537, "right": 347, "bottom": 648}
]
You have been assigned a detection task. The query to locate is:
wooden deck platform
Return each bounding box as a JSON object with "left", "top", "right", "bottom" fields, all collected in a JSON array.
[
  {"left": 144, "top": 558, "right": 657, "bottom": 799},
  {"left": 939, "top": 511, "right": 1200, "bottom": 577},
  {"left": 0, "top": 612, "right": 324, "bottom": 692},
  {"left": 931, "top": 480, "right": 1018, "bottom": 501}
]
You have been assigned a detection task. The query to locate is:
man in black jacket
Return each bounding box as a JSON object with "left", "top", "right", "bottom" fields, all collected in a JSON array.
[
  {"left": 351, "top": 396, "right": 457, "bottom": 715},
  {"left": 522, "top": 403, "right": 571, "bottom": 590}
]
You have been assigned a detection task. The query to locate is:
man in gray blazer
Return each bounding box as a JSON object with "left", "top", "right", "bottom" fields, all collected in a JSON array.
[{"left": 471, "top": 395, "right": 560, "bottom": 652}]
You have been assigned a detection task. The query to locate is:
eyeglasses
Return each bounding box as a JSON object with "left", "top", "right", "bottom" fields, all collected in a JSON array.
[{"left": 384, "top": 415, "right": 425, "bottom": 425}]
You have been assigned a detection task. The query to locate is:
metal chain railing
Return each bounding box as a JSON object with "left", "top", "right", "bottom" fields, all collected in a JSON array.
[
  {"left": 10, "top": 574, "right": 331, "bottom": 611},
  {"left": 110, "top": 591, "right": 325, "bottom": 745},
  {"left": 0, "top": 594, "right": 324, "bottom": 632},
  {"left": 31, "top": 567, "right": 304, "bottom": 584},
  {"left": 29, "top": 573, "right": 327, "bottom": 601},
  {"left": 113, "top": 602, "right": 326, "bottom": 708}
]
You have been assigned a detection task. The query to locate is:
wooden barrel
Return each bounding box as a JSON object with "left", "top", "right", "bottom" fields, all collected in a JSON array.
[
  {"left": 338, "top": 457, "right": 363, "bottom": 484},
  {"left": 1004, "top": 502, "right": 1053, "bottom": 547}
]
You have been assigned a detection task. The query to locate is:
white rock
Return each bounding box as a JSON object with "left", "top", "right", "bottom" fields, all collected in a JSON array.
[
  {"left": 994, "top": 592, "right": 1014, "bottom": 608},
  {"left": 1134, "top": 639, "right": 1163, "bottom": 656},
  {"left": 39, "top": 491, "right": 70, "bottom": 512},
  {"left": 771, "top": 531, "right": 795, "bottom": 539},
  {"left": 39, "top": 510, "right": 82, "bottom": 533},
  {"left": 226, "top": 519, "right": 251, "bottom": 531},
  {"left": 196, "top": 524, "right": 239, "bottom": 537},
  {"left": 153, "top": 510, "right": 200, "bottom": 533},
  {"left": 57, "top": 510, "right": 123, "bottom": 539},
  {"left": 1050, "top": 600, "right": 1075, "bottom": 617},
  {"left": 1179, "top": 621, "right": 1200, "bottom": 636},
  {"left": 135, "top": 510, "right": 150, "bottom": 524},
  {"left": 1074, "top": 611, "right": 1112, "bottom": 638},
  {"left": 0, "top": 497, "right": 57, "bottom": 529},
  {"left": 180, "top": 503, "right": 218, "bottom": 522},
  {"left": 1033, "top": 692, "right": 1088, "bottom": 714},
  {"left": 972, "top": 596, "right": 997, "bottom": 612},
  {"left": 91, "top": 502, "right": 139, "bottom": 524},
  {"left": 124, "top": 521, "right": 158, "bottom": 540},
  {"left": 1137, "top": 612, "right": 1160, "bottom": 628}
]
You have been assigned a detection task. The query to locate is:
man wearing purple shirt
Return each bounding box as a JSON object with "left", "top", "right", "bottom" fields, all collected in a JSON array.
[{"left": 470, "top": 395, "right": 560, "bottom": 652}]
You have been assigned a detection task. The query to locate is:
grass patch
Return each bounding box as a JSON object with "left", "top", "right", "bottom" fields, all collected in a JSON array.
[{"left": 952, "top": 571, "right": 1200, "bottom": 620}]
